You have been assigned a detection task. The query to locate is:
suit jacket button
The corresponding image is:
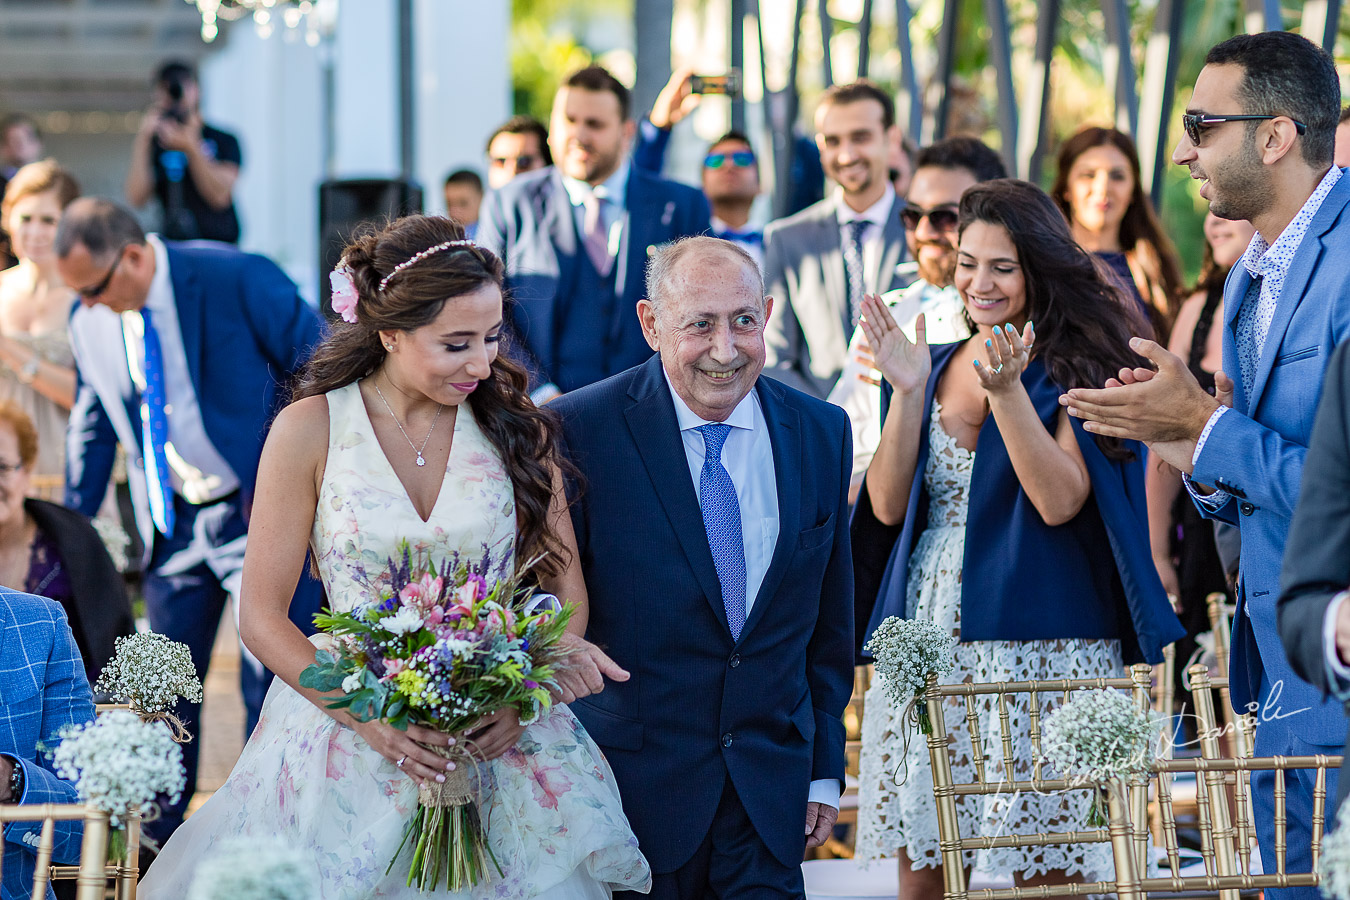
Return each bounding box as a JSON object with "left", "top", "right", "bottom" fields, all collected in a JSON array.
[
  {"left": 729, "top": 654, "right": 741, "bottom": 668},
  {"left": 721, "top": 733, "right": 733, "bottom": 748},
  {"left": 1239, "top": 501, "right": 1255, "bottom": 516}
]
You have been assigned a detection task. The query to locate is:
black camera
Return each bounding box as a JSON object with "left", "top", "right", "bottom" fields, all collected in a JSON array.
[{"left": 159, "top": 69, "right": 190, "bottom": 124}]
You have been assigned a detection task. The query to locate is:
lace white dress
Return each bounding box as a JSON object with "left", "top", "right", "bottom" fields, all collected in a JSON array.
[
  {"left": 854, "top": 400, "right": 1123, "bottom": 879},
  {"left": 140, "top": 382, "right": 652, "bottom": 899}
]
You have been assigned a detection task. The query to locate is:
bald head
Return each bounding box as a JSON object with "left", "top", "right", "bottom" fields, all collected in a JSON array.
[
  {"left": 54, "top": 197, "right": 146, "bottom": 262},
  {"left": 55, "top": 198, "right": 153, "bottom": 312},
  {"left": 645, "top": 236, "right": 764, "bottom": 320}
]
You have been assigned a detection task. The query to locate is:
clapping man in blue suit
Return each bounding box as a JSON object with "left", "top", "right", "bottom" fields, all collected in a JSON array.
[
  {"left": 477, "top": 65, "right": 709, "bottom": 404},
  {"left": 554, "top": 237, "right": 854, "bottom": 898},
  {"left": 54, "top": 198, "right": 323, "bottom": 842},
  {"left": 1061, "top": 32, "right": 1350, "bottom": 898},
  {"left": 0, "top": 589, "right": 95, "bottom": 900}
]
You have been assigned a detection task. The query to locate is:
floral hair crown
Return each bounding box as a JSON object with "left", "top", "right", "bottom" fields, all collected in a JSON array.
[
  {"left": 327, "top": 239, "right": 478, "bottom": 324},
  {"left": 378, "top": 240, "right": 477, "bottom": 292}
]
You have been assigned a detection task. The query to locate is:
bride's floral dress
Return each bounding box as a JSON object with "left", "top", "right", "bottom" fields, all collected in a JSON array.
[{"left": 141, "top": 382, "right": 652, "bottom": 899}]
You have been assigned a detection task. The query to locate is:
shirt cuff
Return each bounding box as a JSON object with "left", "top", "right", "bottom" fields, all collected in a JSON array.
[
  {"left": 1323, "top": 591, "right": 1350, "bottom": 693},
  {"left": 1184, "top": 406, "right": 1232, "bottom": 508},
  {"left": 1192, "top": 405, "right": 1229, "bottom": 468},
  {"left": 808, "top": 778, "right": 840, "bottom": 810},
  {"left": 530, "top": 384, "right": 561, "bottom": 405},
  {"left": 638, "top": 117, "right": 667, "bottom": 141}
]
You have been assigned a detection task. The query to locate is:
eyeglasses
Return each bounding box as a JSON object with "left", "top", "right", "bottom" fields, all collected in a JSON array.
[
  {"left": 900, "top": 204, "right": 960, "bottom": 231},
  {"left": 704, "top": 151, "right": 756, "bottom": 169},
  {"left": 0, "top": 460, "right": 26, "bottom": 478},
  {"left": 1181, "top": 112, "right": 1307, "bottom": 146},
  {"left": 76, "top": 245, "right": 129, "bottom": 300}
]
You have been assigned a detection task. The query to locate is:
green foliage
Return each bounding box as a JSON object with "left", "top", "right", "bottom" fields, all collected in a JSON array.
[{"left": 508, "top": 0, "right": 627, "bottom": 121}]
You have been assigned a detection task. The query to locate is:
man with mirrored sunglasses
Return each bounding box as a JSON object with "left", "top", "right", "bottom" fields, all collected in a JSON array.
[
  {"left": 704, "top": 131, "right": 764, "bottom": 270},
  {"left": 828, "top": 136, "right": 1006, "bottom": 496}
]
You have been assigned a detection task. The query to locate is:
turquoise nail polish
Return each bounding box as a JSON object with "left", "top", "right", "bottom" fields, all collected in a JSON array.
[{"left": 985, "top": 339, "right": 992, "bottom": 348}]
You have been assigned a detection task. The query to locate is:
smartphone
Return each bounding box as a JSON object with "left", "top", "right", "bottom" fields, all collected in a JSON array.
[{"left": 689, "top": 71, "right": 742, "bottom": 97}]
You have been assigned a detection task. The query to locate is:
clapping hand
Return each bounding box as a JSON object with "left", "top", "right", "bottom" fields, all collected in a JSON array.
[
  {"left": 858, "top": 293, "right": 930, "bottom": 395},
  {"left": 974, "top": 322, "right": 1034, "bottom": 394}
]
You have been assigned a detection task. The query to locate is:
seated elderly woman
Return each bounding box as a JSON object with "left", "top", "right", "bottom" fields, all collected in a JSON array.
[{"left": 0, "top": 400, "right": 132, "bottom": 681}]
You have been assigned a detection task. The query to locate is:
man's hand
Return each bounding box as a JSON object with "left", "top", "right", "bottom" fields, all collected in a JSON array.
[
  {"left": 805, "top": 801, "right": 838, "bottom": 848},
  {"left": 0, "top": 757, "right": 13, "bottom": 803},
  {"left": 649, "top": 67, "right": 700, "bottom": 130},
  {"left": 155, "top": 110, "right": 203, "bottom": 154},
  {"left": 1059, "top": 337, "right": 1219, "bottom": 445},
  {"left": 1335, "top": 596, "right": 1350, "bottom": 669},
  {"left": 552, "top": 632, "right": 630, "bottom": 704}
]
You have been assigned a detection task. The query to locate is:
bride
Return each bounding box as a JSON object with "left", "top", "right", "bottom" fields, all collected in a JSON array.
[{"left": 140, "top": 216, "right": 652, "bottom": 898}]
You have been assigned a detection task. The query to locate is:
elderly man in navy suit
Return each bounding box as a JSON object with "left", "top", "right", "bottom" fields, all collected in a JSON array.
[
  {"left": 0, "top": 589, "right": 95, "bottom": 900},
  {"left": 554, "top": 236, "right": 854, "bottom": 898},
  {"left": 1062, "top": 32, "right": 1350, "bottom": 899},
  {"left": 54, "top": 198, "right": 322, "bottom": 842},
  {"left": 477, "top": 65, "right": 709, "bottom": 403}
]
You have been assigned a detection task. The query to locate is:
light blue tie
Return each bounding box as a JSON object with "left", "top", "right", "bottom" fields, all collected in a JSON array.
[
  {"left": 697, "top": 423, "right": 746, "bottom": 639},
  {"left": 138, "top": 308, "right": 175, "bottom": 535},
  {"left": 843, "top": 220, "right": 868, "bottom": 328}
]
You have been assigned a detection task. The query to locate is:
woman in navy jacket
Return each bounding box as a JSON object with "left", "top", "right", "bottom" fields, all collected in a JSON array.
[{"left": 850, "top": 179, "right": 1184, "bottom": 898}]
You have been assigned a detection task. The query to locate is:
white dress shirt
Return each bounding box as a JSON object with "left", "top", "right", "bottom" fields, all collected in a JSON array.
[
  {"left": 560, "top": 160, "right": 629, "bottom": 263},
  {"left": 663, "top": 371, "right": 840, "bottom": 809},
  {"left": 834, "top": 185, "right": 896, "bottom": 294},
  {"left": 121, "top": 235, "right": 240, "bottom": 504},
  {"left": 828, "top": 275, "right": 968, "bottom": 490}
]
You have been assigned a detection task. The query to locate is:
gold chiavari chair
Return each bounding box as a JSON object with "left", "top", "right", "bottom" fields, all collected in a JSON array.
[
  {"left": 26, "top": 475, "right": 64, "bottom": 503},
  {"left": 1204, "top": 593, "right": 1255, "bottom": 759},
  {"left": 0, "top": 803, "right": 110, "bottom": 900},
  {"left": 923, "top": 663, "right": 1156, "bottom": 900},
  {"left": 809, "top": 664, "right": 870, "bottom": 859}
]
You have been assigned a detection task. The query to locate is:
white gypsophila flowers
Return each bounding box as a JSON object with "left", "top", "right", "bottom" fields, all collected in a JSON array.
[
  {"left": 1319, "top": 823, "right": 1350, "bottom": 900},
  {"left": 48, "top": 709, "right": 185, "bottom": 827},
  {"left": 90, "top": 517, "right": 130, "bottom": 572},
  {"left": 341, "top": 673, "right": 363, "bottom": 694},
  {"left": 186, "top": 838, "right": 318, "bottom": 900},
  {"left": 864, "top": 616, "right": 958, "bottom": 708},
  {"left": 94, "top": 632, "right": 203, "bottom": 715},
  {"left": 1040, "top": 688, "right": 1159, "bottom": 784}
]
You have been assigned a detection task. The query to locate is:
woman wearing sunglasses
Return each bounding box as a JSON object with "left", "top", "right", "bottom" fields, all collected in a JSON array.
[
  {"left": 1051, "top": 127, "right": 1185, "bottom": 341},
  {"left": 852, "top": 179, "right": 1182, "bottom": 899}
]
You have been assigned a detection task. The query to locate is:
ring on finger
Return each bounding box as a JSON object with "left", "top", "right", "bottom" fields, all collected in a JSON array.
[
  {"left": 990, "top": 364, "right": 1004, "bottom": 374},
  {"left": 397, "top": 755, "right": 407, "bottom": 768}
]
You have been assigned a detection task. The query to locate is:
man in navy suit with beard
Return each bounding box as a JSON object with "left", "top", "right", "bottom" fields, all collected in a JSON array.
[{"left": 554, "top": 236, "right": 854, "bottom": 898}]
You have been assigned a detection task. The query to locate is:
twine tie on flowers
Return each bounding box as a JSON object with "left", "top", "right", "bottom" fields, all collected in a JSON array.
[{"left": 697, "top": 424, "right": 746, "bottom": 640}]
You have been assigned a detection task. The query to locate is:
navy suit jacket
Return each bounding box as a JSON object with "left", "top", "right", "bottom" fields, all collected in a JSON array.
[
  {"left": 554, "top": 356, "right": 855, "bottom": 874},
  {"left": 65, "top": 240, "right": 322, "bottom": 566},
  {"left": 0, "top": 591, "right": 95, "bottom": 900},
  {"left": 854, "top": 343, "right": 1184, "bottom": 664},
  {"left": 477, "top": 166, "right": 710, "bottom": 391},
  {"left": 1191, "top": 173, "right": 1350, "bottom": 746}
]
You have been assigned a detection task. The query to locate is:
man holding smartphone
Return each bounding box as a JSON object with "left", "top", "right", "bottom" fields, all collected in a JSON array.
[{"left": 125, "top": 60, "right": 242, "bottom": 244}]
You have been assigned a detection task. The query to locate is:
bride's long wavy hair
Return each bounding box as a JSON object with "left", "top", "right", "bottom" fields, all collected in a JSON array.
[{"left": 293, "top": 215, "right": 568, "bottom": 579}]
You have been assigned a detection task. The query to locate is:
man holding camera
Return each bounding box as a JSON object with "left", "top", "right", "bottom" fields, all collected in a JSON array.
[{"left": 125, "top": 60, "right": 241, "bottom": 244}]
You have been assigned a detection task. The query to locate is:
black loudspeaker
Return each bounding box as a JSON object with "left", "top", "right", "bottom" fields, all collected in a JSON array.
[{"left": 317, "top": 178, "right": 423, "bottom": 315}]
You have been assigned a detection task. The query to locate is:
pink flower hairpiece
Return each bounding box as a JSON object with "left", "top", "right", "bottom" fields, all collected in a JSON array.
[
  {"left": 329, "top": 262, "right": 359, "bottom": 324},
  {"left": 378, "top": 240, "right": 476, "bottom": 292}
]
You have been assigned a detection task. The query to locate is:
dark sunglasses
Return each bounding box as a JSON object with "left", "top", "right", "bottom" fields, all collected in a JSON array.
[
  {"left": 900, "top": 204, "right": 960, "bottom": 231},
  {"left": 1181, "top": 112, "right": 1307, "bottom": 146},
  {"left": 490, "top": 154, "right": 539, "bottom": 168},
  {"left": 77, "top": 245, "right": 129, "bottom": 299},
  {"left": 704, "top": 151, "right": 756, "bottom": 169}
]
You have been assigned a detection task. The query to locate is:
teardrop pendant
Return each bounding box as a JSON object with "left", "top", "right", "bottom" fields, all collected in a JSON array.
[{"left": 416, "top": 454, "right": 426, "bottom": 467}]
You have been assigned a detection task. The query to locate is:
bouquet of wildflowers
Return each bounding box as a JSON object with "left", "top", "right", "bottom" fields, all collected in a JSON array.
[
  {"left": 187, "top": 838, "right": 317, "bottom": 900},
  {"left": 1319, "top": 822, "right": 1350, "bottom": 900},
  {"left": 299, "top": 544, "right": 573, "bottom": 891},
  {"left": 94, "top": 633, "right": 203, "bottom": 740},
  {"left": 47, "top": 709, "right": 185, "bottom": 859},
  {"left": 865, "top": 616, "right": 957, "bottom": 735},
  {"left": 1041, "top": 688, "right": 1161, "bottom": 825}
]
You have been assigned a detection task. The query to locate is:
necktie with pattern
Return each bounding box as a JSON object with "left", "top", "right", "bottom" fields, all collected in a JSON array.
[
  {"left": 697, "top": 423, "right": 746, "bottom": 640},
  {"left": 138, "top": 308, "right": 176, "bottom": 535},
  {"left": 843, "top": 219, "right": 868, "bottom": 328},
  {"left": 582, "top": 193, "right": 613, "bottom": 276}
]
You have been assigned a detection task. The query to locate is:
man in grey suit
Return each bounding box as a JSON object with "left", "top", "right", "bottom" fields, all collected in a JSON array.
[{"left": 763, "top": 81, "right": 911, "bottom": 398}]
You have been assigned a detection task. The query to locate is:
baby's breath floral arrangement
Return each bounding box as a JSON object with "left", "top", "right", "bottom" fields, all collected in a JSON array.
[
  {"left": 1041, "top": 688, "right": 1161, "bottom": 825},
  {"left": 299, "top": 544, "right": 573, "bottom": 892},
  {"left": 865, "top": 616, "right": 957, "bottom": 734},
  {"left": 95, "top": 632, "right": 203, "bottom": 740},
  {"left": 1318, "top": 822, "right": 1350, "bottom": 900},
  {"left": 48, "top": 709, "right": 185, "bottom": 858},
  {"left": 187, "top": 838, "right": 317, "bottom": 900}
]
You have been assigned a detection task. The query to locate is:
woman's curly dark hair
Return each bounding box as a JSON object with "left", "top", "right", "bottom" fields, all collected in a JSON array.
[
  {"left": 293, "top": 215, "right": 568, "bottom": 579},
  {"left": 960, "top": 180, "right": 1150, "bottom": 461}
]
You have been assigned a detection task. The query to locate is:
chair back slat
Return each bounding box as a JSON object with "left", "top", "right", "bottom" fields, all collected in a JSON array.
[
  {"left": 964, "top": 694, "right": 987, "bottom": 785},
  {"left": 0, "top": 803, "right": 110, "bottom": 900}
]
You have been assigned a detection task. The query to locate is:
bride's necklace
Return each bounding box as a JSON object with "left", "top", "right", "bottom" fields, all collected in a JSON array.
[{"left": 373, "top": 380, "right": 443, "bottom": 467}]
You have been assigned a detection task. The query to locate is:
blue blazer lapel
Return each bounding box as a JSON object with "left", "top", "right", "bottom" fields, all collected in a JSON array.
[
  {"left": 165, "top": 245, "right": 204, "bottom": 390},
  {"left": 622, "top": 356, "right": 727, "bottom": 624},
  {"left": 739, "top": 377, "right": 801, "bottom": 642}
]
